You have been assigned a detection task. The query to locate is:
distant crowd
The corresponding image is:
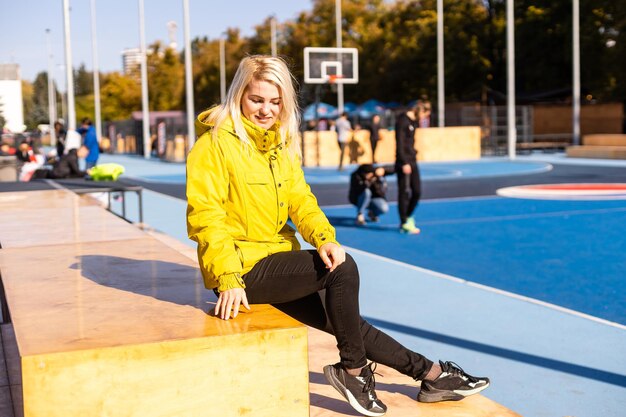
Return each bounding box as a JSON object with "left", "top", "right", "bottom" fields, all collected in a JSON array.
[{"left": 0, "top": 117, "right": 100, "bottom": 181}]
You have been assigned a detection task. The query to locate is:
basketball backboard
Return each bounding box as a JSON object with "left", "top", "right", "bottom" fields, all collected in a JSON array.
[{"left": 303, "top": 47, "right": 359, "bottom": 84}]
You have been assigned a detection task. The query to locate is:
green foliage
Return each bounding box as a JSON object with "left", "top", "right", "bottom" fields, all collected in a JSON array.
[
  {"left": 100, "top": 72, "right": 141, "bottom": 120},
  {"left": 0, "top": 101, "right": 6, "bottom": 131},
  {"left": 23, "top": 72, "right": 50, "bottom": 129},
  {"left": 23, "top": 0, "right": 624, "bottom": 126},
  {"left": 74, "top": 64, "right": 94, "bottom": 96},
  {"left": 147, "top": 42, "right": 185, "bottom": 111}
]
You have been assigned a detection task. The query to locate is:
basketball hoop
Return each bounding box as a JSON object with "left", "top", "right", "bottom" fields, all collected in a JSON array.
[{"left": 328, "top": 74, "right": 344, "bottom": 84}]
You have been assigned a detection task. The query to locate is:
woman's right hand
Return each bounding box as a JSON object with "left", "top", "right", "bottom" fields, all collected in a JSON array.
[
  {"left": 215, "top": 287, "right": 250, "bottom": 320},
  {"left": 402, "top": 164, "right": 412, "bottom": 174}
]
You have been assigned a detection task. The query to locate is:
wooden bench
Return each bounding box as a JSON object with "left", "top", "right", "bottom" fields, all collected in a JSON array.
[
  {"left": 0, "top": 189, "right": 521, "bottom": 417},
  {"left": 0, "top": 189, "right": 309, "bottom": 417},
  {"left": 566, "top": 134, "right": 626, "bottom": 160},
  {"left": 516, "top": 141, "right": 570, "bottom": 153}
]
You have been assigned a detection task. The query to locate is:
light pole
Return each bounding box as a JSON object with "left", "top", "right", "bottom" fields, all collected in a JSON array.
[
  {"left": 62, "top": 0, "right": 76, "bottom": 130},
  {"left": 506, "top": 0, "right": 516, "bottom": 160},
  {"left": 90, "top": 0, "right": 102, "bottom": 144},
  {"left": 436, "top": 0, "right": 445, "bottom": 127},
  {"left": 57, "top": 65, "right": 67, "bottom": 124},
  {"left": 45, "top": 29, "right": 57, "bottom": 146},
  {"left": 572, "top": 0, "right": 581, "bottom": 146},
  {"left": 335, "top": 0, "right": 344, "bottom": 113},
  {"left": 270, "top": 16, "right": 277, "bottom": 57},
  {"left": 138, "top": 0, "right": 151, "bottom": 158},
  {"left": 220, "top": 36, "right": 226, "bottom": 103},
  {"left": 183, "top": 0, "right": 195, "bottom": 151}
]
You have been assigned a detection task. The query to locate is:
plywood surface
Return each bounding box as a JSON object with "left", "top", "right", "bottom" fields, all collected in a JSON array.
[
  {"left": 0, "top": 237, "right": 305, "bottom": 357},
  {"left": 0, "top": 190, "right": 144, "bottom": 248}
]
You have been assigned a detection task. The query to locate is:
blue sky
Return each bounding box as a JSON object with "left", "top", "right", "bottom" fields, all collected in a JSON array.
[{"left": 2, "top": 0, "right": 314, "bottom": 83}]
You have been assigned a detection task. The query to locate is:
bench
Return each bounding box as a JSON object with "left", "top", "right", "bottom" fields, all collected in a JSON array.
[
  {"left": 566, "top": 134, "right": 626, "bottom": 160},
  {"left": 516, "top": 141, "right": 570, "bottom": 153},
  {"left": 0, "top": 189, "right": 309, "bottom": 417},
  {"left": 0, "top": 188, "right": 521, "bottom": 417}
]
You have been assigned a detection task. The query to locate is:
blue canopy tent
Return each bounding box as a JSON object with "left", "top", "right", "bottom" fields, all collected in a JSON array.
[
  {"left": 385, "top": 101, "right": 402, "bottom": 109},
  {"left": 355, "top": 99, "right": 387, "bottom": 119},
  {"left": 343, "top": 102, "right": 358, "bottom": 116},
  {"left": 302, "top": 102, "right": 338, "bottom": 121}
]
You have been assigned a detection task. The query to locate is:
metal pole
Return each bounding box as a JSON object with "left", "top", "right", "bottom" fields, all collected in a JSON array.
[
  {"left": 183, "top": 0, "right": 195, "bottom": 150},
  {"left": 436, "top": 0, "right": 445, "bottom": 127},
  {"left": 220, "top": 37, "right": 226, "bottom": 103},
  {"left": 90, "top": 0, "right": 102, "bottom": 144},
  {"left": 506, "top": 0, "right": 516, "bottom": 160},
  {"left": 572, "top": 0, "right": 581, "bottom": 146},
  {"left": 62, "top": 0, "right": 76, "bottom": 130},
  {"left": 46, "top": 29, "right": 57, "bottom": 146},
  {"left": 138, "top": 0, "right": 151, "bottom": 158},
  {"left": 270, "top": 16, "right": 277, "bottom": 57},
  {"left": 58, "top": 65, "right": 67, "bottom": 123},
  {"left": 335, "top": 0, "right": 344, "bottom": 114}
]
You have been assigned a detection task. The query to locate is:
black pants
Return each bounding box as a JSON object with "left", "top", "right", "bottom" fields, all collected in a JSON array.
[
  {"left": 338, "top": 141, "right": 347, "bottom": 170},
  {"left": 396, "top": 161, "right": 421, "bottom": 224},
  {"left": 243, "top": 250, "right": 433, "bottom": 379}
]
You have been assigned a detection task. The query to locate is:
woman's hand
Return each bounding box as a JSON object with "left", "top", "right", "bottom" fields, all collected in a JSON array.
[
  {"left": 215, "top": 287, "right": 250, "bottom": 320},
  {"left": 318, "top": 242, "right": 346, "bottom": 272},
  {"left": 402, "top": 163, "right": 412, "bottom": 175}
]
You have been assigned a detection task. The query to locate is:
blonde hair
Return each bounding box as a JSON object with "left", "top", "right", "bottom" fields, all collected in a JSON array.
[{"left": 207, "top": 55, "right": 301, "bottom": 158}]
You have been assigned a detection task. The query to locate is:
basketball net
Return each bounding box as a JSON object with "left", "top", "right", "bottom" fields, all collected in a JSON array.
[{"left": 328, "top": 74, "right": 343, "bottom": 93}]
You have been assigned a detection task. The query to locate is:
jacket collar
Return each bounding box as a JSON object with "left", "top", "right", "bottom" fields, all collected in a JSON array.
[{"left": 241, "top": 116, "right": 281, "bottom": 152}]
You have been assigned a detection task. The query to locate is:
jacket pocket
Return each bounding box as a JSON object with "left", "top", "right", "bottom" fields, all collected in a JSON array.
[{"left": 245, "top": 172, "right": 269, "bottom": 185}]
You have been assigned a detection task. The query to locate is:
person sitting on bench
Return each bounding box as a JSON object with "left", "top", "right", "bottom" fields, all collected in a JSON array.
[
  {"left": 186, "top": 55, "right": 490, "bottom": 417},
  {"left": 32, "top": 131, "right": 91, "bottom": 180}
]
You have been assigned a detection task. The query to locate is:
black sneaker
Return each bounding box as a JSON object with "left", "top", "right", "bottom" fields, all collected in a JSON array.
[
  {"left": 367, "top": 209, "right": 379, "bottom": 223},
  {"left": 323, "top": 362, "right": 387, "bottom": 417},
  {"left": 417, "top": 360, "right": 490, "bottom": 403}
]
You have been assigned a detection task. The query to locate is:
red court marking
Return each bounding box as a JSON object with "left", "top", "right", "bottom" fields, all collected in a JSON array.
[{"left": 496, "top": 183, "right": 626, "bottom": 200}]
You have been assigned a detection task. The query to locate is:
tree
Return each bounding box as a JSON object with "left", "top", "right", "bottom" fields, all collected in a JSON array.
[
  {"left": 147, "top": 41, "right": 184, "bottom": 111},
  {"left": 23, "top": 72, "right": 50, "bottom": 129},
  {"left": 191, "top": 29, "right": 249, "bottom": 112},
  {"left": 100, "top": 72, "right": 141, "bottom": 120},
  {"left": 0, "top": 101, "right": 6, "bottom": 132},
  {"left": 74, "top": 63, "right": 94, "bottom": 96}
]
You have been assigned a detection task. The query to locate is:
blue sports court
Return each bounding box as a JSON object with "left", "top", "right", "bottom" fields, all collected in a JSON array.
[{"left": 97, "top": 152, "right": 626, "bottom": 417}]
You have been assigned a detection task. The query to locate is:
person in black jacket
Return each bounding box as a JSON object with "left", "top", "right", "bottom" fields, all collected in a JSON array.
[
  {"left": 395, "top": 103, "right": 422, "bottom": 234},
  {"left": 349, "top": 164, "right": 394, "bottom": 225},
  {"left": 31, "top": 146, "right": 90, "bottom": 180},
  {"left": 369, "top": 114, "right": 382, "bottom": 163}
]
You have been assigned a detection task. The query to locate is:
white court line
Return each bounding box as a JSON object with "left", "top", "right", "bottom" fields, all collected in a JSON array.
[
  {"left": 346, "top": 245, "right": 626, "bottom": 331},
  {"left": 418, "top": 206, "right": 626, "bottom": 226}
]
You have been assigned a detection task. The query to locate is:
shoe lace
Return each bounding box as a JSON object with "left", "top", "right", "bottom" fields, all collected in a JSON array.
[
  {"left": 362, "top": 363, "right": 382, "bottom": 400},
  {"left": 442, "top": 361, "right": 479, "bottom": 383}
]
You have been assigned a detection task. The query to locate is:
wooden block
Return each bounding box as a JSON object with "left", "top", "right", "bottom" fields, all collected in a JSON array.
[
  {"left": 566, "top": 145, "right": 626, "bottom": 160},
  {"left": 0, "top": 238, "right": 309, "bottom": 416},
  {"left": 307, "top": 327, "right": 521, "bottom": 416},
  {"left": 22, "top": 327, "right": 308, "bottom": 417},
  {"left": 415, "top": 126, "right": 482, "bottom": 162},
  {"left": 0, "top": 190, "right": 145, "bottom": 248},
  {"left": 582, "top": 134, "right": 626, "bottom": 147}
]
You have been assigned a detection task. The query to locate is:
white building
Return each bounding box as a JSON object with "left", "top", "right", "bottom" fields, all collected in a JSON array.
[
  {"left": 121, "top": 48, "right": 142, "bottom": 76},
  {"left": 0, "top": 64, "right": 25, "bottom": 133}
]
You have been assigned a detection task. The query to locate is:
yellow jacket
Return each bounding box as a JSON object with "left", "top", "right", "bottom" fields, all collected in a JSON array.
[{"left": 187, "top": 109, "right": 338, "bottom": 291}]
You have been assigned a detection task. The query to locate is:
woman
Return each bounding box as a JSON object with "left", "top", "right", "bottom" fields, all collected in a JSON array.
[{"left": 186, "top": 55, "right": 489, "bottom": 417}]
